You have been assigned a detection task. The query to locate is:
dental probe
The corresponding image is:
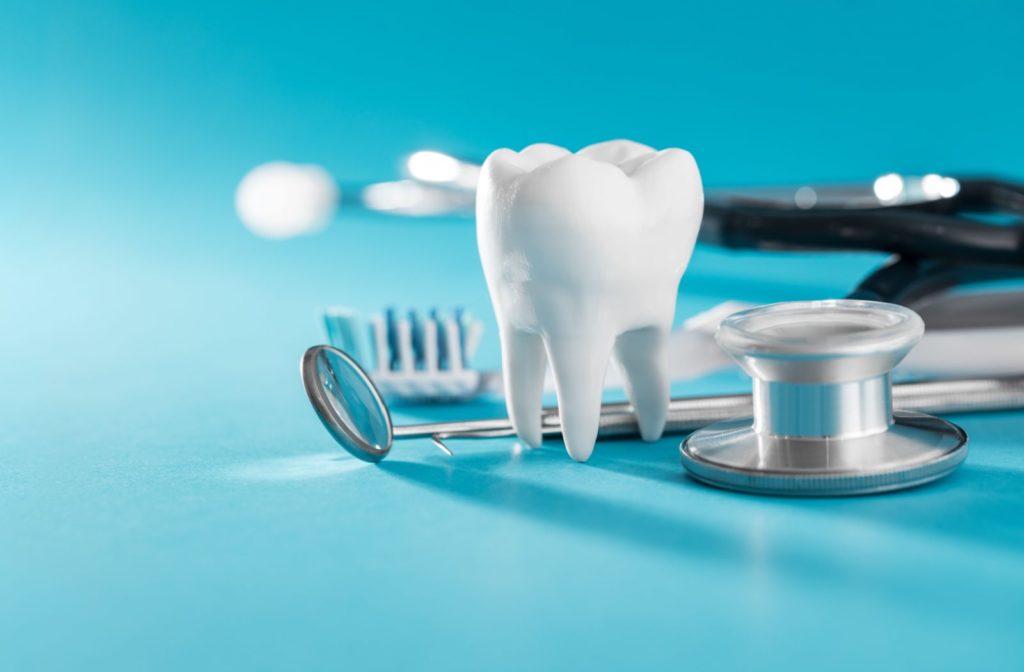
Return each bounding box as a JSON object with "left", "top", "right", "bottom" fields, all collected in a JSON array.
[
  {"left": 235, "top": 160, "right": 475, "bottom": 238},
  {"left": 302, "top": 343, "right": 1024, "bottom": 461}
]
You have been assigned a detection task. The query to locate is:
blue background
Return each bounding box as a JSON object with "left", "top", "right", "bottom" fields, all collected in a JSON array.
[{"left": 2, "top": 1, "right": 1023, "bottom": 670}]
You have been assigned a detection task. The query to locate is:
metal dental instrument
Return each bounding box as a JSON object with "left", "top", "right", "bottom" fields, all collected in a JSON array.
[{"left": 301, "top": 340, "right": 1024, "bottom": 466}]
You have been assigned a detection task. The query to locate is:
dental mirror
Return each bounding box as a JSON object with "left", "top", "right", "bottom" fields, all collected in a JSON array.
[{"left": 301, "top": 345, "right": 394, "bottom": 462}]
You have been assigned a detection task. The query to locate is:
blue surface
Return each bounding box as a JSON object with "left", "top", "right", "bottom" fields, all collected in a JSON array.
[{"left": 2, "top": 1, "right": 1024, "bottom": 669}]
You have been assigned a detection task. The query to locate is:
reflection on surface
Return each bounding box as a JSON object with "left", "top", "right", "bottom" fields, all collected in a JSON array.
[{"left": 226, "top": 452, "right": 368, "bottom": 482}]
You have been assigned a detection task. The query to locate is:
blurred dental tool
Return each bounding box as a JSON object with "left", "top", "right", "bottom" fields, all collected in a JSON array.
[
  {"left": 323, "top": 307, "right": 491, "bottom": 402},
  {"left": 235, "top": 155, "right": 476, "bottom": 239},
  {"left": 404, "top": 150, "right": 480, "bottom": 190},
  {"left": 360, "top": 179, "right": 475, "bottom": 216}
]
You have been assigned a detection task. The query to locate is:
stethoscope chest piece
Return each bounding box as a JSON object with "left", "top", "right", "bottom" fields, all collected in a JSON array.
[{"left": 681, "top": 300, "right": 968, "bottom": 496}]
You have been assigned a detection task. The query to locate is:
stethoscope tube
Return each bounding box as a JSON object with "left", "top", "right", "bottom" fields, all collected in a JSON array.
[
  {"left": 701, "top": 203, "right": 1024, "bottom": 267},
  {"left": 945, "top": 177, "right": 1024, "bottom": 214},
  {"left": 701, "top": 177, "right": 1024, "bottom": 265},
  {"left": 847, "top": 256, "right": 1024, "bottom": 305}
]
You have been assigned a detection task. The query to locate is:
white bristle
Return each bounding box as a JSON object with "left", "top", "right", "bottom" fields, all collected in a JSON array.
[
  {"left": 331, "top": 308, "right": 485, "bottom": 402},
  {"left": 370, "top": 315, "right": 388, "bottom": 372},
  {"left": 423, "top": 317, "right": 438, "bottom": 373},
  {"left": 444, "top": 317, "right": 462, "bottom": 371},
  {"left": 235, "top": 161, "right": 340, "bottom": 239},
  {"left": 396, "top": 318, "right": 414, "bottom": 372},
  {"left": 463, "top": 320, "right": 484, "bottom": 362}
]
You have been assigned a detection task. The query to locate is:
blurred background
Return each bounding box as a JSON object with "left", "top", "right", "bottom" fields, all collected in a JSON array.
[
  {"left": 2, "top": 1, "right": 1023, "bottom": 669},
  {"left": 4, "top": 0, "right": 1022, "bottom": 399},
  {"left": 4, "top": 0, "right": 1023, "bottom": 380}
]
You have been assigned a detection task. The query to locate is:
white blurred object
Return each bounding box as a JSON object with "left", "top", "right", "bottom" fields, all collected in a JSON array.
[
  {"left": 235, "top": 161, "right": 340, "bottom": 239},
  {"left": 406, "top": 151, "right": 461, "bottom": 183},
  {"left": 361, "top": 180, "right": 474, "bottom": 216},
  {"left": 405, "top": 150, "right": 481, "bottom": 190},
  {"left": 900, "top": 291, "right": 1024, "bottom": 377}
]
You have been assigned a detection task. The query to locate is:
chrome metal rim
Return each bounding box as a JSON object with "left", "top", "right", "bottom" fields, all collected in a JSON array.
[{"left": 680, "top": 411, "right": 968, "bottom": 496}]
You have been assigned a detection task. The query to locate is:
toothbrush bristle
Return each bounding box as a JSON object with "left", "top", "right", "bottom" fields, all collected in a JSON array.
[
  {"left": 385, "top": 307, "right": 401, "bottom": 371},
  {"left": 322, "top": 305, "right": 485, "bottom": 401},
  {"left": 444, "top": 315, "right": 463, "bottom": 371},
  {"left": 370, "top": 315, "right": 388, "bottom": 373},
  {"left": 408, "top": 309, "right": 424, "bottom": 370},
  {"left": 323, "top": 308, "right": 365, "bottom": 365},
  {"left": 455, "top": 307, "right": 467, "bottom": 362},
  {"left": 463, "top": 320, "right": 484, "bottom": 363},
  {"left": 431, "top": 308, "right": 449, "bottom": 370}
]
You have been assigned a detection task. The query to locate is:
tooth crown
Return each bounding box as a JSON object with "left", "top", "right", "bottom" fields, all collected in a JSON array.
[{"left": 477, "top": 140, "right": 704, "bottom": 461}]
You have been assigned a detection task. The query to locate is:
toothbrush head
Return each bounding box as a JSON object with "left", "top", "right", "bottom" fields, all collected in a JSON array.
[
  {"left": 323, "top": 306, "right": 487, "bottom": 402},
  {"left": 235, "top": 161, "right": 340, "bottom": 239}
]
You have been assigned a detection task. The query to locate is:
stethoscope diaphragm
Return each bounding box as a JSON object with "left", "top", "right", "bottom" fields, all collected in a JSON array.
[{"left": 681, "top": 300, "right": 968, "bottom": 496}]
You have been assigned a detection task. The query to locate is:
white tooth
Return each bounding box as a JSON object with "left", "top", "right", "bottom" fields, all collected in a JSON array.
[{"left": 477, "top": 140, "right": 703, "bottom": 461}]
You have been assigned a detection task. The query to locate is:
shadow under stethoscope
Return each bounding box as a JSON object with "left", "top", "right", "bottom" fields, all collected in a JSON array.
[
  {"left": 597, "top": 433, "right": 1024, "bottom": 560},
  {"left": 381, "top": 430, "right": 1024, "bottom": 565}
]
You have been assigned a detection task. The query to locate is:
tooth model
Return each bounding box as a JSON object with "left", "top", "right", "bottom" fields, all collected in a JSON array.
[{"left": 477, "top": 140, "right": 704, "bottom": 461}]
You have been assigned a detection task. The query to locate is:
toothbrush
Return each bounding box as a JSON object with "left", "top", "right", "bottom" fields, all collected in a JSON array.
[
  {"left": 323, "top": 307, "right": 497, "bottom": 402},
  {"left": 322, "top": 303, "right": 741, "bottom": 404}
]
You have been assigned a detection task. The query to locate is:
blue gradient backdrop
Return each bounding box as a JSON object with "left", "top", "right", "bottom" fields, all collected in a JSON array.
[{"left": 2, "top": 2, "right": 1023, "bottom": 670}]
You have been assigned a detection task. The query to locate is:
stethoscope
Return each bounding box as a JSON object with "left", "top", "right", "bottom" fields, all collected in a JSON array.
[{"left": 278, "top": 155, "right": 1024, "bottom": 496}]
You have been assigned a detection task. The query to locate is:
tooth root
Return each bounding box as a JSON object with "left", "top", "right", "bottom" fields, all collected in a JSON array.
[
  {"left": 544, "top": 332, "right": 615, "bottom": 462},
  {"left": 501, "top": 327, "right": 547, "bottom": 448},
  {"left": 614, "top": 327, "right": 670, "bottom": 442}
]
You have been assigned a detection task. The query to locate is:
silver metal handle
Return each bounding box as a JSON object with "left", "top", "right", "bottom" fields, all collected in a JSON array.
[{"left": 394, "top": 375, "right": 1024, "bottom": 449}]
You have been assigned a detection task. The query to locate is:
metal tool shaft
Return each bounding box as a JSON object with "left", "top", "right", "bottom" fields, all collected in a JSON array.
[{"left": 393, "top": 375, "right": 1024, "bottom": 446}]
